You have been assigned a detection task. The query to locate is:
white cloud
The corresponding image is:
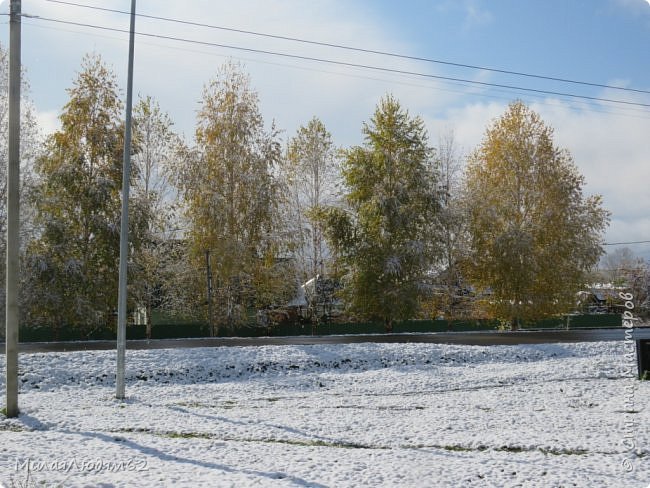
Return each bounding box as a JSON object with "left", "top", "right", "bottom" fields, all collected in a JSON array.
[
  {"left": 533, "top": 101, "right": 650, "bottom": 218},
  {"left": 139, "top": 0, "right": 459, "bottom": 146},
  {"left": 433, "top": 0, "right": 494, "bottom": 30},
  {"left": 22, "top": 0, "right": 454, "bottom": 146},
  {"left": 425, "top": 96, "right": 650, "bottom": 254},
  {"left": 463, "top": 1, "right": 494, "bottom": 30},
  {"left": 13, "top": 1, "right": 501, "bottom": 150},
  {"left": 614, "top": 0, "right": 650, "bottom": 10},
  {"left": 35, "top": 110, "right": 60, "bottom": 137}
]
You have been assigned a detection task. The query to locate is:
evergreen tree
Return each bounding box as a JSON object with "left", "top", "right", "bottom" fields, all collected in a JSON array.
[
  {"left": 464, "top": 101, "right": 610, "bottom": 329},
  {"left": 320, "top": 96, "right": 440, "bottom": 332}
]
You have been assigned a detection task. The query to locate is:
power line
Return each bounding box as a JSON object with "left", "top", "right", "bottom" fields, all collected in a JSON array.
[
  {"left": 41, "top": 0, "right": 650, "bottom": 97},
  {"left": 25, "top": 15, "right": 650, "bottom": 110},
  {"left": 603, "top": 240, "right": 650, "bottom": 246},
  {"left": 596, "top": 268, "right": 648, "bottom": 271},
  {"left": 21, "top": 19, "right": 650, "bottom": 121}
]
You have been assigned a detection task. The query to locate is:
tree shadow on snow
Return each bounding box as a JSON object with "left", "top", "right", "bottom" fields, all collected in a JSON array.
[
  {"left": 168, "top": 404, "right": 352, "bottom": 447},
  {"left": 65, "top": 429, "right": 329, "bottom": 488}
]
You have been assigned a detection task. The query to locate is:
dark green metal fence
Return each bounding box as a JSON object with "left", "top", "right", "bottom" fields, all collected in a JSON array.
[{"left": 15, "top": 313, "right": 623, "bottom": 342}]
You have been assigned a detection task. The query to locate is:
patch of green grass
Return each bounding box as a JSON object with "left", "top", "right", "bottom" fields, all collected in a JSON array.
[
  {"left": 116, "top": 426, "right": 598, "bottom": 457},
  {"left": 116, "top": 427, "right": 153, "bottom": 434},
  {"left": 115, "top": 428, "right": 212, "bottom": 440},
  {"left": 495, "top": 445, "right": 526, "bottom": 453},
  {"left": 144, "top": 430, "right": 380, "bottom": 449},
  {"left": 175, "top": 400, "right": 238, "bottom": 409},
  {"left": 268, "top": 438, "right": 378, "bottom": 449},
  {"left": 404, "top": 443, "right": 591, "bottom": 456},
  {"left": 175, "top": 401, "right": 204, "bottom": 408},
  {"left": 539, "top": 447, "right": 589, "bottom": 456},
  {"left": 180, "top": 433, "right": 375, "bottom": 449},
  {"left": 162, "top": 431, "right": 214, "bottom": 440},
  {"left": 439, "top": 444, "right": 476, "bottom": 452}
]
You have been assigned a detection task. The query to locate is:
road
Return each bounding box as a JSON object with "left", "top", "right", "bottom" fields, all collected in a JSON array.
[{"left": 1, "top": 327, "right": 649, "bottom": 353}]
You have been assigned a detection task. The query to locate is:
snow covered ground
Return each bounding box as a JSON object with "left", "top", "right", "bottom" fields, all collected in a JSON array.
[{"left": 0, "top": 340, "right": 648, "bottom": 487}]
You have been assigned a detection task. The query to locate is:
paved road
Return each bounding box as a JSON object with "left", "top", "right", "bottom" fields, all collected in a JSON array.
[{"left": 2, "top": 327, "right": 649, "bottom": 353}]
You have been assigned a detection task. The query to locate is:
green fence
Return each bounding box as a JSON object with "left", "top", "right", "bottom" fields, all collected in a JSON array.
[{"left": 14, "top": 313, "right": 623, "bottom": 342}]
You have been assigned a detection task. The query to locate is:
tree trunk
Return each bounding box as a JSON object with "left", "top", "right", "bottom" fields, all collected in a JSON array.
[
  {"left": 510, "top": 317, "right": 520, "bottom": 331},
  {"left": 384, "top": 317, "right": 393, "bottom": 333},
  {"left": 52, "top": 322, "right": 61, "bottom": 342},
  {"left": 146, "top": 301, "right": 152, "bottom": 340}
]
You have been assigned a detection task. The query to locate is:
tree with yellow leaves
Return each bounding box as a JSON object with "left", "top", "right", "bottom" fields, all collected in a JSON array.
[
  {"left": 464, "top": 101, "right": 609, "bottom": 329},
  {"left": 26, "top": 54, "right": 148, "bottom": 336},
  {"left": 172, "top": 62, "right": 295, "bottom": 333}
]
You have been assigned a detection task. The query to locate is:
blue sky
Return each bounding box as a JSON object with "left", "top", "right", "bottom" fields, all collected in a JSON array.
[
  {"left": 2, "top": 0, "right": 650, "bottom": 257},
  {"left": 374, "top": 0, "right": 650, "bottom": 90}
]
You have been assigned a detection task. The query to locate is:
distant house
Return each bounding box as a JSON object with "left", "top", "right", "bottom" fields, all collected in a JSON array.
[
  {"left": 577, "top": 284, "right": 626, "bottom": 314},
  {"left": 257, "top": 275, "right": 343, "bottom": 327}
]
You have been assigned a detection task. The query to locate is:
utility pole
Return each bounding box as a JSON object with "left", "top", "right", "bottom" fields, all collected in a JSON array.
[
  {"left": 5, "top": 0, "right": 21, "bottom": 419},
  {"left": 116, "top": 0, "right": 136, "bottom": 400}
]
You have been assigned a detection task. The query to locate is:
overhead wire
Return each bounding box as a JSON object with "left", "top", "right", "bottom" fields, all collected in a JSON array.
[
  {"left": 22, "top": 0, "right": 650, "bottom": 117},
  {"left": 40, "top": 0, "right": 650, "bottom": 97},
  {"left": 603, "top": 240, "right": 650, "bottom": 246},
  {"left": 22, "top": 14, "right": 650, "bottom": 110},
  {"left": 22, "top": 18, "right": 650, "bottom": 123}
]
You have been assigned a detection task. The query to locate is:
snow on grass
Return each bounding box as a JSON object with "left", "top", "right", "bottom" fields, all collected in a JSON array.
[{"left": 0, "top": 341, "right": 648, "bottom": 487}]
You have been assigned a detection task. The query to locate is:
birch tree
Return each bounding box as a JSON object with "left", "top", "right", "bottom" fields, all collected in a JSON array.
[
  {"left": 173, "top": 62, "right": 294, "bottom": 333},
  {"left": 0, "top": 43, "right": 40, "bottom": 330},
  {"left": 286, "top": 117, "right": 338, "bottom": 280},
  {"left": 432, "top": 131, "right": 471, "bottom": 319},
  {"left": 464, "top": 101, "right": 610, "bottom": 329},
  {"left": 25, "top": 54, "right": 147, "bottom": 337},
  {"left": 131, "top": 95, "right": 184, "bottom": 337}
]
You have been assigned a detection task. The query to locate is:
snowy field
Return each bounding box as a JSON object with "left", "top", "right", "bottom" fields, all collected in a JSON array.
[{"left": 1, "top": 340, "right": 648, "bottom": 487}]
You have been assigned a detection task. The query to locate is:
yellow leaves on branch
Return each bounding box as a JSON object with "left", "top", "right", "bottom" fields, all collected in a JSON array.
[{"left": 464, "top": 101, "right": 610, "bottom": 327}]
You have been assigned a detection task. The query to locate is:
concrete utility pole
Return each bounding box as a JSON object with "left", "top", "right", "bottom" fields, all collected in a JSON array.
[
  {"left": 5, "top": 0, "right": 21, "bottom": 419},
  {"left": 116, "top": 0, "right": 136, "bottom": 400}
]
